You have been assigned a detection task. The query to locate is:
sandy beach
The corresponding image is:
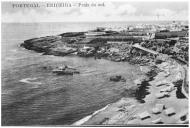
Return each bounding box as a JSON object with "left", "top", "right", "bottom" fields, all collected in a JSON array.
[{"left": 74, "top": 58, "right": 188, "bottom": 125}]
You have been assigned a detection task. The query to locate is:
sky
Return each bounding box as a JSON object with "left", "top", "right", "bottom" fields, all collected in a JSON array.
[{"left": 1, "top": 1, "right": 189, "bottom": 22}]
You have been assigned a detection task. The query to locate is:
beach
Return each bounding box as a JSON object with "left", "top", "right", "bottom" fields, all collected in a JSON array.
[{"left": 75, "top": 59, "right": 188, "bottom": 125}]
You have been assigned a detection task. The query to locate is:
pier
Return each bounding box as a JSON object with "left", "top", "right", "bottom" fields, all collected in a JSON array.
[{"left": 132, "top": 43, "right": 159, "bottom": 55}]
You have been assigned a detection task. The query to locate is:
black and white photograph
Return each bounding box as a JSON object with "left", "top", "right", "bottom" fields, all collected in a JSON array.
[{"left": 1, "top": 0, "right": 189, "bottom": 126}]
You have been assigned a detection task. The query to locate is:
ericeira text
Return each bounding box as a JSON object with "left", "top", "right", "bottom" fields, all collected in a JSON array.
[
  {"left": 11, "top": 2, "right": 105, "bottom": 8},
  {"left": 46, "top": 3, "right": 72, "bottom": 7}
]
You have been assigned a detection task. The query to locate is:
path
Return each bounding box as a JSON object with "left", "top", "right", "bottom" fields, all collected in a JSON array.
[{"left": 132, "top": 44, "right": 159, "bottom": 55}]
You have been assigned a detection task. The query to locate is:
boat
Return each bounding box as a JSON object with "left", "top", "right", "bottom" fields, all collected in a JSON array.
[{"left": 52, "top": 65, "right": 79, "bottom": 75}]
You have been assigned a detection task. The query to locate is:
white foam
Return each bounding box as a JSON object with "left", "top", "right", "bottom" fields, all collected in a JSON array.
[
  {"left": 10, "top": 49, "right": 18, "bottom": 52},
  {"left": 20, "top": 77, "right": 42, "bottom": 85},
  {"left": 73, "top": 104, "right": 110, "bottom": 125}
]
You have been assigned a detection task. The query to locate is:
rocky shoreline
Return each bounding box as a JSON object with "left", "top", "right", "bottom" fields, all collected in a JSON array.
[
  {"left": 74, "top": 60, "right": 188, "bottom": 125},
  {"left": 21, "top": 28, "right": 188, "bottom": 63},
  {"left": 20, "top": 27, "right": 188, "bottom": 125}
]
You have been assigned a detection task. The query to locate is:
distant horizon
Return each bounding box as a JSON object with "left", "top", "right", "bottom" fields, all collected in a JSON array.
[{"left": 2, "top": 20, "right": 188, "bottom": 24}]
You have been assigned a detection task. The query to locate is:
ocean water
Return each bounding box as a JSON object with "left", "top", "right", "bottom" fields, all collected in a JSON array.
[{"left": 1, "top": 22, "right": 142, "bottom": 125}]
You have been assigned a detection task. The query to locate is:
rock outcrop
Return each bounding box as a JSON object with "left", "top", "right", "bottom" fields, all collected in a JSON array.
[
  {"left": 110, "top": 75, "right": 126, "bottom": 82},
  {"left": 21, "top": 35, "right": 79, "bottom": 56}
]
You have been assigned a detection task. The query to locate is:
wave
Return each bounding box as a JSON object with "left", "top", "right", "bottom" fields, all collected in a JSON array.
[
  {"left": 19, "top": 77, "right": 42, "bottom": 85},
  {"left": 5, "top": 57, "right": 18, "bottom": 61},
  {"left": 73, "top": 104, "right": 110, "bottom": 125}
]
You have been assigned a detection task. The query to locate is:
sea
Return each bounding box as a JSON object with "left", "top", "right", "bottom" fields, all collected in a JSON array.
[{"left": 1, "top": 21, "right": 169, "bottom": 125}]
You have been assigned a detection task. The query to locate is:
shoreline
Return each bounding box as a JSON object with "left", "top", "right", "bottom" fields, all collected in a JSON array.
[
  {"left": 77, "top": 59, "right": 188, "bottom": 125},
  {"left": 73, "top": 104, "right": 110, "bottom": 125},
  {"left": 73, "top": 63, "right": 148, "bottom": 125},
  {"left": 19, "top": 26, "right": 188, "bottom": 125}
]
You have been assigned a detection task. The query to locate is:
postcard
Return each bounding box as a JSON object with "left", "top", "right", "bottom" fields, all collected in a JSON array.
[{"left": 1, "top": 0, "right": 189, "bottom": 126}]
